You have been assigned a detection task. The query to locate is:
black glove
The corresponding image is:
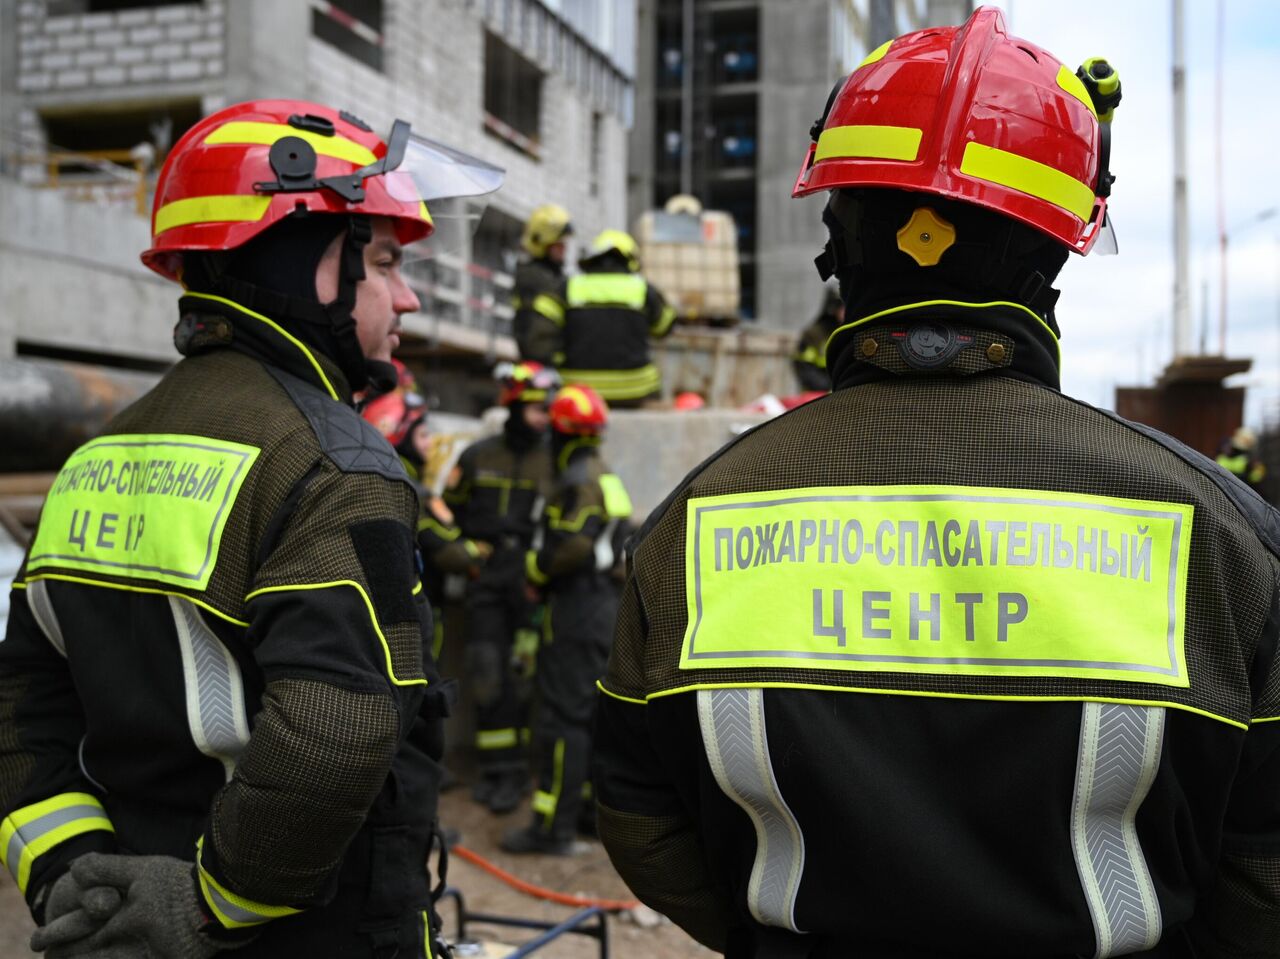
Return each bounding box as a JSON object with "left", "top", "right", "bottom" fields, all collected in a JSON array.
[{"left": 30, "top": 853, "right": 243, "bottom": 958}]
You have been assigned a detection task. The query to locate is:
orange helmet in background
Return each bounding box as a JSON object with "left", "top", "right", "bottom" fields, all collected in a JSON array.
[
  {"left": 549, "top": 385, "right": 609, "bottom": 436},
  {"left": 362, "top": 387, "right": 425, "bottom": 448},
  {"left": 793, "top": 6, "right": 1116, "bottom": 255},
  {"left": 673, "top": 391, "right": 706, "bottom": 411}
]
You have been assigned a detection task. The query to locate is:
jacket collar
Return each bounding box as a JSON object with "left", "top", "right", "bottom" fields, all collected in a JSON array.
[
  {"left": 827, "top": 299, "right": 1061, "bottom": 393},
  {"left": 175, "top": 292, "right": 353, "bottom": 403}
]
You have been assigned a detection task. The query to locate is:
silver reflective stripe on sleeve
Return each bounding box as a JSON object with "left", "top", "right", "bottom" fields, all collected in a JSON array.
[
  {"left": 697, "top": 688, "right": 806, "bottom": 932},
  {"left": 169, "top": 596, "right": 250, "bottom": 782},
  {"left": 1071, "top": 701, "right": 1165, "bottom": 958},
  {"left": 25, "top": 579, "right": 67, "bottom": 657}
]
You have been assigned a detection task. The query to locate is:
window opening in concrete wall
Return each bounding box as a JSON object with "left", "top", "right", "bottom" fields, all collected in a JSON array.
[
  {"left": 37, "top": 99, "right": 201, "bottom": 213},
  {"left": 46, "top": 1, "right": 202, "bottom": 13},
  {"left": 710, "top": 6, "right": 759, "bottom": 85},
  {"left": 589, "top": 111, "right": 602, "bottom": 198},
  {"left": 710, "top": 93, "right": 756, "bottom": 169},
  {"left": 471, "top": 205, "right": 523, "bottom": 338},
  {"left": 311, "top": 0, "right": 384, "bottom": 73},
  {"left": 483, "top": 31, "right": 543, "bottom": 157}
]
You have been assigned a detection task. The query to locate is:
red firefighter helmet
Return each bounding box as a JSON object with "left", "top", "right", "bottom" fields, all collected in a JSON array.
[
  {"left": 142, "top": 99, "right": 503, "bottom": 281},
  {"left": 549, "top": 385, "right": 609, "bottom": 436},
  {"left": 496, "top": 361, "right": 562, "bottom": 406},
  {"left": 363, "top": 390, "right": 411, "bottom": 446},
  {"left": 793, "top": 7, "right": 1110, "bottom": 254}
]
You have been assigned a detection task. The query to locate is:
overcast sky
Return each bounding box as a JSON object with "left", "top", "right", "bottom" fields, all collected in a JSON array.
[{"left": 1001, "top": 0, "right": 1279, "bottom": 428}]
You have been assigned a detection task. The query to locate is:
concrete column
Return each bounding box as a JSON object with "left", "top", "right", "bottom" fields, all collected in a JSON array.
[
  {"left": 224, "top": 0, "right": 310, "bottom": 103},
  {"left": 0, "top": 0, "right": 18, "bottom": 162}
]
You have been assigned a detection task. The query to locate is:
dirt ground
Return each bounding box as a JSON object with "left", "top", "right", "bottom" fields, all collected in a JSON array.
[{"left": 0, "top": 788, "right": 712, "bottom": 958}]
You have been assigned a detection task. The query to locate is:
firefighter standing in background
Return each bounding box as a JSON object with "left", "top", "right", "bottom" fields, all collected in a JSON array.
[
  {"left": 1217, "top": 426, "right": 1268, "bottom": 496},
  {"left": 363, "top": 388, "right": 490, "bottom": 662},
  {"left": 791, "top": 287, "right": 845, "bottom": 392},
  {"left": 594, "top": 9, "right": 1280, "bottom": 957},
  {"left": 0, "top": 99, "right": 503, "bottom": 957},
  {"left": 557, "top": 230, "right": 677, "bottom": 407},
  {"left": 513, "top": 204, "right": 573, "bottom": 366},
  {"left": 445, "top": 362, "right": 559, "bottom": 814},
  {"left": 504, "top": 385, "right": 632, "bottom": 855}
]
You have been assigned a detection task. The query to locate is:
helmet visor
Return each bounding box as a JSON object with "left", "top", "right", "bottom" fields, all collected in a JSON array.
[{"left": 383, "top": 132, "right": 505, "bottom": 262}]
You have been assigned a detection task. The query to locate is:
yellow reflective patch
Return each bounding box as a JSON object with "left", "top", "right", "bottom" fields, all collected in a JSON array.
[
  {"left": 960, "top": 142, "right": 1095, "bottom": 221},
  {"left": 681, "top": 485, "right": 1192, "bottom": 687},
  {"left": 533, "top": 293, "right": 566, "bottom": 323},
  {"left": 1056, "top": 64, "right": 1098, "bottom": 118},
  {"left": 858, "top": 40, "right": 893, "bottom": 70},
  {"left": 566, "top": 273, "right": 648, "bottom": 309},
  {"left": 600, "top": 473, "right": 633, "bottom": 520},
  {"left": 418, "top": 200, "right": 433, "bottom": 225},
  {"left": 815, "top": 125, "right": 923, "bottom": 163},
  {"left": 154, "top": 195, "right": 272, "bottom": 235},
  {"left": 28, "top": 435, "right": 260, "bottom": 591},
  {"left": 203, "top": 121, "right": 377, "bottom": 166}
]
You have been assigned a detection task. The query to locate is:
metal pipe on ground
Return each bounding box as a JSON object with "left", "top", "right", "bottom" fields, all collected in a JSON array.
[{"left": 0, "top": 358, "right": 160, "bottom": 472}]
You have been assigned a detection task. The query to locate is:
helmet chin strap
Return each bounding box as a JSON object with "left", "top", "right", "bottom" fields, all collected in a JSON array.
[{"left": 195, "top": 214, "right": 377, "bottom": 393}]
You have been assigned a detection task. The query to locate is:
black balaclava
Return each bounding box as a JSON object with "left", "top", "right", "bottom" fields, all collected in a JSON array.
[
  {"left": 580, "top": 250, "right": 631, "bottom": 275},
  {"left": 182, "top": 211, "right": 393, "bottom": 394},
  {"left": 820, "top": 188, "right": 1069, "bottom": 333},
  {"left": 818, "top": 188, "right": 1071, "bottom": 391},
  {"left": 503, "top": 401, "right": 545, "bottom": 453},
  {"left": 551, "top": 430, "right": 599, "bottom": 472}
]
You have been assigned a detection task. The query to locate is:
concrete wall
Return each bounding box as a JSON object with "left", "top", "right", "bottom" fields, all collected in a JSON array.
[
  {"left": 0, "top": 178, "right": 176, "bottom": 362},
  {"left": 604, "top": 408, "right": 768, "bottom": 521},
  {"left": 755, "top": 0, "right": 846, "bottom": 330}
]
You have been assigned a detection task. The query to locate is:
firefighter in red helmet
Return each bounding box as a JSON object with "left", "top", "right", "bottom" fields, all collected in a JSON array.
[
  {"left": 444, "top": 361, "right": 559, "bottom": 814},
  {"left": 2, "top": 99, "right": 502, "bottom": 958},
  {"left": 595, "top": 8, "right": 1280, "bottom": 957},
  {"left": 503, "top": 385, "right": 633, "bottom": 855}
]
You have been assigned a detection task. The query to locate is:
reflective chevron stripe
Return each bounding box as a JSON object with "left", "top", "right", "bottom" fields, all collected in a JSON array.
[
  {"left": 697, "top": 688, "right": 806, "bottom": 932},
  {"left": 171, "top": 596, "right": 250, "bottom": 782},
  {"left": 1071, "top": 702, "right": 1165, "bottom": 957},
  {"left": 24, "top": 579, "right": 67, "bottom": 657}
]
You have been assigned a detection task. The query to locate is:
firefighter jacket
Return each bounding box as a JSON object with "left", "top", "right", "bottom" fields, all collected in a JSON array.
[
  {"left": 0, "top": 294, "right": 450, "bottom": 953},
  {"left": 512, "top": 257, "right": 565, "bottom": 366},
  {"left": 792, "top": 312, "right": 842, "bottom": 392},
  {"left": 595, "top": 299, "right": 1280, "bottom": 958},
  {"left": 444, "top": 420, "right": 554, "bottom": 594},
  {"left": 525, "top": 438, "right": 633, "bottom": 592},
  {"left": 556, "top": 271, "right": 677, "bottom": 404},
  {"left": 1216, "top": 450, "right": 1267, "bottom": 494}
]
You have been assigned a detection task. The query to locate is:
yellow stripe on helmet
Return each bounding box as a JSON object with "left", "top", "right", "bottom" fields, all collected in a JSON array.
[
  {"left": 1055, "top": 65, "right": 1098, "bottom": 119},
  {"left": 960, "top": 141, "right": 1096, "bottom": 221},
  {"left": 815, "top": 125, "right": 923, "bottom": 163},
  {"left": 204, "top": 121, "right": 378, "bottom": 167},
  {"left": 154, "top": 195, "right": 273, "bottom": 235},
  {"left": 858, "top": 40, "right": 893, "bottom": 70}
]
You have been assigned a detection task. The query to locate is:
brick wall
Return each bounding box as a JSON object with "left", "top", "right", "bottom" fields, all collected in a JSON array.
[{"left": 16, "top": 0, "right": 226, "bottom": 94}]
